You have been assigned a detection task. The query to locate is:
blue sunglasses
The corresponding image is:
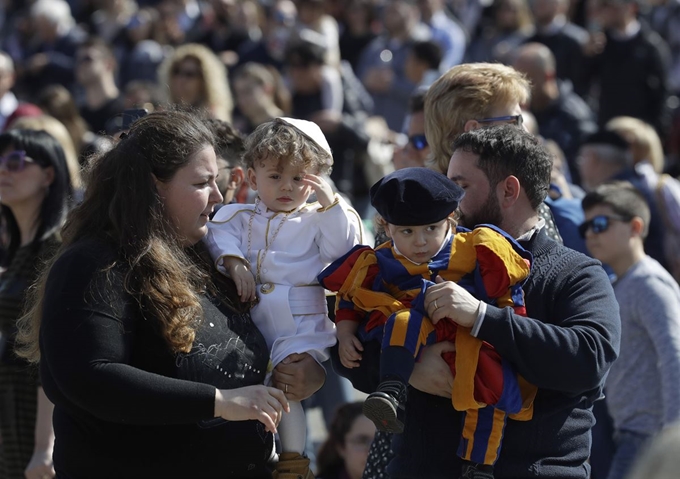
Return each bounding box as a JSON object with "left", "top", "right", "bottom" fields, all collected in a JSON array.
[
  {"left": 408, "top": 134, "right": 428, "bottom": 151},
  {"left": 578, "top": 215, "right": 630, "bottom": 238}
]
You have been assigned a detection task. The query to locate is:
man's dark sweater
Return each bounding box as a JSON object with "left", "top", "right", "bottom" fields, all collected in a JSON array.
[{"left": 333, "top": 228, "right": 621, "bottom": 478}]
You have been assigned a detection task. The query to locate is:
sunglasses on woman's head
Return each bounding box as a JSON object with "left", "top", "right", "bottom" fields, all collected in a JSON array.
[
  {"left": 578, "top": 215, "right": 630, "bottom": 238},
  {"left": 409, "top": 134, "right": 428, "bottom": 151},
  {"left": 0, "top": 151, "right": 36, "bottom": 172}
]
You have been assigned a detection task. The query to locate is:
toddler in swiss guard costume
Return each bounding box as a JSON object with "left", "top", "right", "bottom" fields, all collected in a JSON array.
[{"left": 318, "top": 167, "right": 537, "bottom": 479}]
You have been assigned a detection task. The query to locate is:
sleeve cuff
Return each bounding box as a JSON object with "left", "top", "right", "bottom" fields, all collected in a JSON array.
[
  {"left": 470, "top": 301, "right": 487, "bottom": 337},
  {"left": 316, "top": 196, "right": 340, "bottom": 213}
]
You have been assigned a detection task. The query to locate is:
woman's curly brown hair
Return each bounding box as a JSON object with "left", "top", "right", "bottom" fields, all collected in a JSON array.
[{"left": 16, "top": 110, "right": 241, "bottom": 363}]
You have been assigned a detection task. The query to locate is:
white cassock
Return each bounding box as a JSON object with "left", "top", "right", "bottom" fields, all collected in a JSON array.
[{"left": 205, "top": 196, "right": 364, "bottom": 372}]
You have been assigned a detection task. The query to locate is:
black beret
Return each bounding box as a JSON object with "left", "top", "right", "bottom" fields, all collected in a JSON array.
[
  {"left": 370, "top": 167, "right": 465, "bottom": 226},
  {"left": 581, "top": 129, "right": 629, "bottom": 151}
]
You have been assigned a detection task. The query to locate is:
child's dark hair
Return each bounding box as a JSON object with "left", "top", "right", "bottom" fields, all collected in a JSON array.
[
  {"left": 411, "top": 40, "right": 442, "bottom": 71},
  {"left": 316, "top": 402, "right": 365, "bottom": 477},
  {"left": 581, "top": 181, "right": 650, "bottom": 238},
  {"left": 244, "top": 118, "right": 332, "bottom": 175}
]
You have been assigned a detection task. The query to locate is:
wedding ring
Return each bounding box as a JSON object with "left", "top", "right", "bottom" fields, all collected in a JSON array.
[{"left": 433, "top": 299, "right": 439, "bottom": 310}]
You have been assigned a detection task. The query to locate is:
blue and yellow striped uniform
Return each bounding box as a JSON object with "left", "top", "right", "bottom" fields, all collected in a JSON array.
[{"left": 318, "top": 225, "right": 538, "bottom": 466}]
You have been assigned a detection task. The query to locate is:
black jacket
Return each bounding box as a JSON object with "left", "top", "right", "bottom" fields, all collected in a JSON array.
[{"left": 588, "top": 23, "right": 671, "bottom": 137}]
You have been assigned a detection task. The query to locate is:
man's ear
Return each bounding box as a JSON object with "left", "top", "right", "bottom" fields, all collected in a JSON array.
[
  {"left": 229, "top": 166, "right": 245, "bottom": 191},
  {"left": 464, "top": 119, "right": 480, "bottom": 132},
  {"left": 247, "top": 167, "right": 258, "bottom": 191},
  {"left": 497, "top": 175, "right": 521, "bottom": 209}
]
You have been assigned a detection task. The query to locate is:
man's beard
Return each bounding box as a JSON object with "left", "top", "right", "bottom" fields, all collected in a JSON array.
[{"left": 458, "top": 190, "right": 503, "bottom": 229}]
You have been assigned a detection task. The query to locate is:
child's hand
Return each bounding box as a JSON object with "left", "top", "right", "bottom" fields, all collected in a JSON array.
[
  {"left": 338, "top": 331, "right": 364, "bottom": 369},
  {"left": 303, "top": 174, "right": 336, "bottom": 208},
  {"left": 223, "top": 257, "right": 256, "bottom": 302}
]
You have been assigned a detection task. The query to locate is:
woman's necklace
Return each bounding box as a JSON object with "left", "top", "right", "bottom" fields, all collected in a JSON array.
[{"left": 246, "top": 198, "right": 291, "bottom": 294}]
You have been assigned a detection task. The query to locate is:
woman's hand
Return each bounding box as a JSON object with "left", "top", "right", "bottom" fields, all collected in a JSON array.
[
  {"left": 272, "top": 353, "right": 326, "bottom": 401},
  {"left": 409, "top": 342, "right": 456, "bottom": 398},
  {"left": 24, "top": 448, "right": 55, "bottom": 479},
  {"left": 215, "top": 385, "right": 289, "bottom": 434}
]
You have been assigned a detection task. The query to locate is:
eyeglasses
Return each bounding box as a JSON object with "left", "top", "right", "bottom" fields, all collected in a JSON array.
[
  {"left": 0, "top": 151, "right": 36, "bottom": 172},
  {"left": 408, "top": 134, "right": 428, "bottom": 151},
  {"left": 476, "top": 114, "right": 523, "bottom": 127},
  {"left": 171, "top": 67, "right": 202, "bottom": 79},
  {"left": 578, "top": 215, "right": 631, "bottom": 238}
]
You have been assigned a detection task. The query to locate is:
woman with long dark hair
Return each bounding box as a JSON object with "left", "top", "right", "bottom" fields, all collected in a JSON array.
[
  {"left": 316, "top": 402, "right": 375, "bottom": 479},
  {"left": 15, "top": 110, "right": 325, "bottom": 477},
  {"left": 0, "top": 129, "right": 71, "bottom": 479}
]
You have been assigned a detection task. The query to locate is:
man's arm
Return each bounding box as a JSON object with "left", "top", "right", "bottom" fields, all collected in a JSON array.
[{"left": 476, "top": 259, "right": 620, "bottom": 394}]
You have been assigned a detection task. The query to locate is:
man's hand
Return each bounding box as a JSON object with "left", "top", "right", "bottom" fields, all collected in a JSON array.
[
  {"left": 272, "top": 353, "right": 326, "bottom": 401},
  {"left": 425, "top": 276, "right": 481, "bottom": 328},
  {"left": 409, "top": 342, "right": 456, "bottom": 398}
]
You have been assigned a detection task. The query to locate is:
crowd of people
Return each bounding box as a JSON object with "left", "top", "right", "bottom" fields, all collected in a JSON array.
[{"left": 1, "top": 0, "right": 680, "bottom": 479}]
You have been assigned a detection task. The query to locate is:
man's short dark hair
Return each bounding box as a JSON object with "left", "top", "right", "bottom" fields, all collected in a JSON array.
[
  {"left": 203, "top": 119, "right": 245, "bottom": 167},
  {"left": 285, "top": 35, "right": 326, "bottom": 67},
  {"left": 452, "top": 124, "right": 553, "bottom": 210},
  {"left": 581, "top": 181, "right": 651, "bottom": 238},
  {"left": 411, "top": 40, "right": 442, "bottom": 71},
  {"left": 409, "top": 86, "right": 428, "bottom": 114}
]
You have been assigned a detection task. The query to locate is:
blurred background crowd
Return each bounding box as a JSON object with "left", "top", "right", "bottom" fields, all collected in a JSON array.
[
  {"left": 2, "top": 0, "right": 680, "bottom": 478},
  {"left": 3, "top": 0, "right": 680, "bottom": 218}
]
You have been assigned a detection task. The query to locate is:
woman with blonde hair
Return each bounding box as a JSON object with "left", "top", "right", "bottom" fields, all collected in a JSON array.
[
  {"left": 605, "top": 116, "right": 665, "bottom": 174},
  {"left": 158, "top": 44, "right": 234, "bottom": 122}
]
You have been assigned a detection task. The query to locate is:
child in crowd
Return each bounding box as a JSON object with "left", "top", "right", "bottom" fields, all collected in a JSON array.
[
  {"left": 318, "top": 168, "right": 537, "bottom": 479},
  {"left": 205, "top": 117, "right": 363, "bottom": 479},
  {"left": 581, "top": 182, "right": 680, "bottom": 479}
]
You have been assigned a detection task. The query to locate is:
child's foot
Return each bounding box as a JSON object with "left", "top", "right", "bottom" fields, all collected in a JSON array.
[
  {"left": 363, "top": 379, "right": 407, "bottom": 434},
  {"left": 460, "top": 461, "right": 494, "bottom": 479}
]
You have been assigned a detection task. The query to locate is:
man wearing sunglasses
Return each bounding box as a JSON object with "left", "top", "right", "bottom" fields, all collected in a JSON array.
[
  {"left": 577, "top": 129, "right": 669, "bottom": 273},
  {"left": 581, "top": 182, "right": 680, "bottom": 479},
  {"left": 392, "top": 88, "right": 430, "bottom": 170}
]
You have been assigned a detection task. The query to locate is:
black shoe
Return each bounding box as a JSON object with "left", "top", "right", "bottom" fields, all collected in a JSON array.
[
  {"left": 460, "top": 462, "right": 494, "bottom": 479},
  {"left": 363, "top": 379, "right": 406, "bottom": 434}
]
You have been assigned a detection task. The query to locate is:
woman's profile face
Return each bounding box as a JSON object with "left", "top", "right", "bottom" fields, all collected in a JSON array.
[
  {"left": 338, "top": 415, "right": 376, "bottom": 479},
  {"left": 155, "top": 146, "right": 223, "bottom": 246},
  {"left": 169, "top": 57, "right": 204, "bottom": 106},
  {"left": 0, "top": 147, "right": 54, "bottom": 211}
]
